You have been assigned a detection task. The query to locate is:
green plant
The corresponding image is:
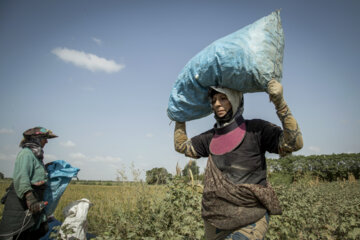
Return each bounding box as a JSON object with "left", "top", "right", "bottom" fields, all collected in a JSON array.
[
  {"left": 99, "top": 177, "right": 204, "bottom": 239},
  {"left": 266, "top": 180, "right": 360, "bottom": 239},
  {"left": 145, "top": 167, "right": 172, "bottom": 185}
]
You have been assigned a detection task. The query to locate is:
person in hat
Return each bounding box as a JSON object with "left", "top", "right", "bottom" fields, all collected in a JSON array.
[
  {"left": 0, "top": 127, "right": 57, "bottom": 240},
  {"left": 174, "top": 80, "right": 303, "bottom": 240}
]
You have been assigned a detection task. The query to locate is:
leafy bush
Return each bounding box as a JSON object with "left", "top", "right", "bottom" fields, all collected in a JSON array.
[
  {"left": 98, "top": 177, "right": 203, "bottom": 239},
  {"left": 95, "top": 178, "right": 360, "bottom": 240},
  {"left": 146, "top": 167, "right": 172, "bottom": 185},
  {"left": 266, "top": 181, "right": 360, "bottom": 240}
]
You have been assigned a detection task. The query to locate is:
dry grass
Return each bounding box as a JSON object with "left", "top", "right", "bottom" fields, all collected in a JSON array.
[
  {"left": 309, "top": 176, "right": 320, "bottom": 186},
  {"left": 0, "top": 180, "right": 166, "bottom": 235},
  {"left": 348, "top": 173, "right": 356, "bottom": 183},
  {"left": 54, "top": 183, "right": 165, "bottom": 232}
]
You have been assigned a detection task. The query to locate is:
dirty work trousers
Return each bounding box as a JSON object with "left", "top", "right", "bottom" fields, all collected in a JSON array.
[{"left": 204, "top": 213, "right": 269, "bottom": 240}]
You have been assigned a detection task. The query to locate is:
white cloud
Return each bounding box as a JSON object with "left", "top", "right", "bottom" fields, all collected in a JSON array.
[
  {"left": 70, "top": 152, "right": 87, "bottom": 160},
  {"left": 308, "top": 146, "right": 321, "bottom": 153},
  {"left": 0, "top": 153, "right": 8, "bottom": 161},
  {"left": 72, "top": 160, "right": 84, "bottom": 166},
  {"left": 109, "top": 163, "right": 119, "bottom": 169},
  {"left": 0, "top": 128, "right": 14, "bottom": 134},
  {"left": 52, "top": 47, "right": 125, "bottom": 73},
  {"left": 69, "top": 153, "right": 122, "bottom": 164},
  {"left": 146, "top": 133, "right": 154, "bottom": 138},
  {"left": 82, "top": 86, "right": 95, "bottom": 92},
  {"left": 44, "top": 154, "right": 57, "bottom": 161},
  {"left": 0, "top": 153, "right": 16, "bottom": 161},
  {"left": 60, "top": 140, "right": 76, "bottom": 147},
  {"left": 92, "top": 155, "right": 122, "bottom": 163},
  {"left": 94, "top": 131, "right": 104, "bottom": 137},
  {"left": 92, "top": 37, "right": 102, "bottom": 46}
]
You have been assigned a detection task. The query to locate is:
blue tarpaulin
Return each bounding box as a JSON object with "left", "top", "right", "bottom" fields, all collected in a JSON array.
[
  {"left": 43, "top": 160, "right": 80, "bottom": 216},
  {"left": 167, "top": 11, "right": 284, "bottom": 122}
]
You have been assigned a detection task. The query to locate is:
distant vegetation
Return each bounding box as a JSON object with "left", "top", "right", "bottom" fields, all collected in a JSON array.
[
  {"left": 0, "top": 153, "right": 359, "bottom": 239},
  {"left": 267, "top": 153, "right": 360, "bottom": 184},
  {"left": 145, "top": 167, "right": 171, "bottom": 185}
]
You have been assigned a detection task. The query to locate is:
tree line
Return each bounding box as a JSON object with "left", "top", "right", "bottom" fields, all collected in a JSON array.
[
  {"left": 267, "top": 153, "right": 360, "bottom": 182},
  {"left": 146, "top": 153, "right": 360, "bottom": 185},
  {"left": 146, "top": 160, "right": 201, "bottom": 185}
]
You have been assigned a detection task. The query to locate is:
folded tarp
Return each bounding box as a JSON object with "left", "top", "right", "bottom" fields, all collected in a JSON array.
[
  {"left": 167, "top": 10, "right": 284, "bottom": 122},
  {"left": 43, "top": 160, "right": 80, "bottom": 216}
]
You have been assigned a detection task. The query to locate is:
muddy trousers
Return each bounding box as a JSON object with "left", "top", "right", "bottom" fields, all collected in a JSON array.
[{"left": 204, "top": 213, "right": 269, "bottom": 240}]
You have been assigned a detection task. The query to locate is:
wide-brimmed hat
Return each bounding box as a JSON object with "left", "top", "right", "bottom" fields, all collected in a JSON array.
[{"left": 23, "top": 127, "right": 58, "bottom": 139}]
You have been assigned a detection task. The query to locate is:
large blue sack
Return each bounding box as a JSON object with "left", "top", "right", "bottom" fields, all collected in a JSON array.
[
  {"left": 167, "top": 11, "right": 284, "bottom": 122},
  {"left": 43, "top": 160, "right": 80, "bottom": 216}
]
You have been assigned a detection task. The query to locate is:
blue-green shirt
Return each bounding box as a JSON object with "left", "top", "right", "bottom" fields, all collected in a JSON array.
[{"left": 13, "top": 148, "right": 47, "bottom": 198}]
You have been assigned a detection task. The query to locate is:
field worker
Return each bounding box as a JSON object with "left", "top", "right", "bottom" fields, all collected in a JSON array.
[
  {"left": 0, "top": 127, "right": 58, "bottom": 240},
  {"left": 174, "top": 80, "right": 303, "bottom": 240}
]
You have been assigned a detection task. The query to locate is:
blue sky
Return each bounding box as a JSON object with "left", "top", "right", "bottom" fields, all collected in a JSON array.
[{"left": 1, "top": 0, "right": 359, "bottom": 180}]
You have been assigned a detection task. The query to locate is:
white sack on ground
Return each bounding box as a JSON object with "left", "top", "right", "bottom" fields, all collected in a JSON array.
[{"left": 60, "top": 198, "right": 92, "bottom": 240}]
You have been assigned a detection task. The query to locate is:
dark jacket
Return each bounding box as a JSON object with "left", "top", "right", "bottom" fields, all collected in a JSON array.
[{"left": 0, "top": 183, "right": 46, "bottom": 238}]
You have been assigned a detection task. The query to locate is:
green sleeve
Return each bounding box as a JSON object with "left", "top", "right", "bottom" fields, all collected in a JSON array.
[{"left": 13, "top": 149, "right": 34, "bottom": 199}]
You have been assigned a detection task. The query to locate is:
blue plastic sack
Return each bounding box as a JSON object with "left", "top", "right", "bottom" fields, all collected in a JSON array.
[
  {"left": 167, "top": 11, "right": 284, "bottom": 122},
  {"left": 43, "top": 160, "right": 80, "bottom": 216}
]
